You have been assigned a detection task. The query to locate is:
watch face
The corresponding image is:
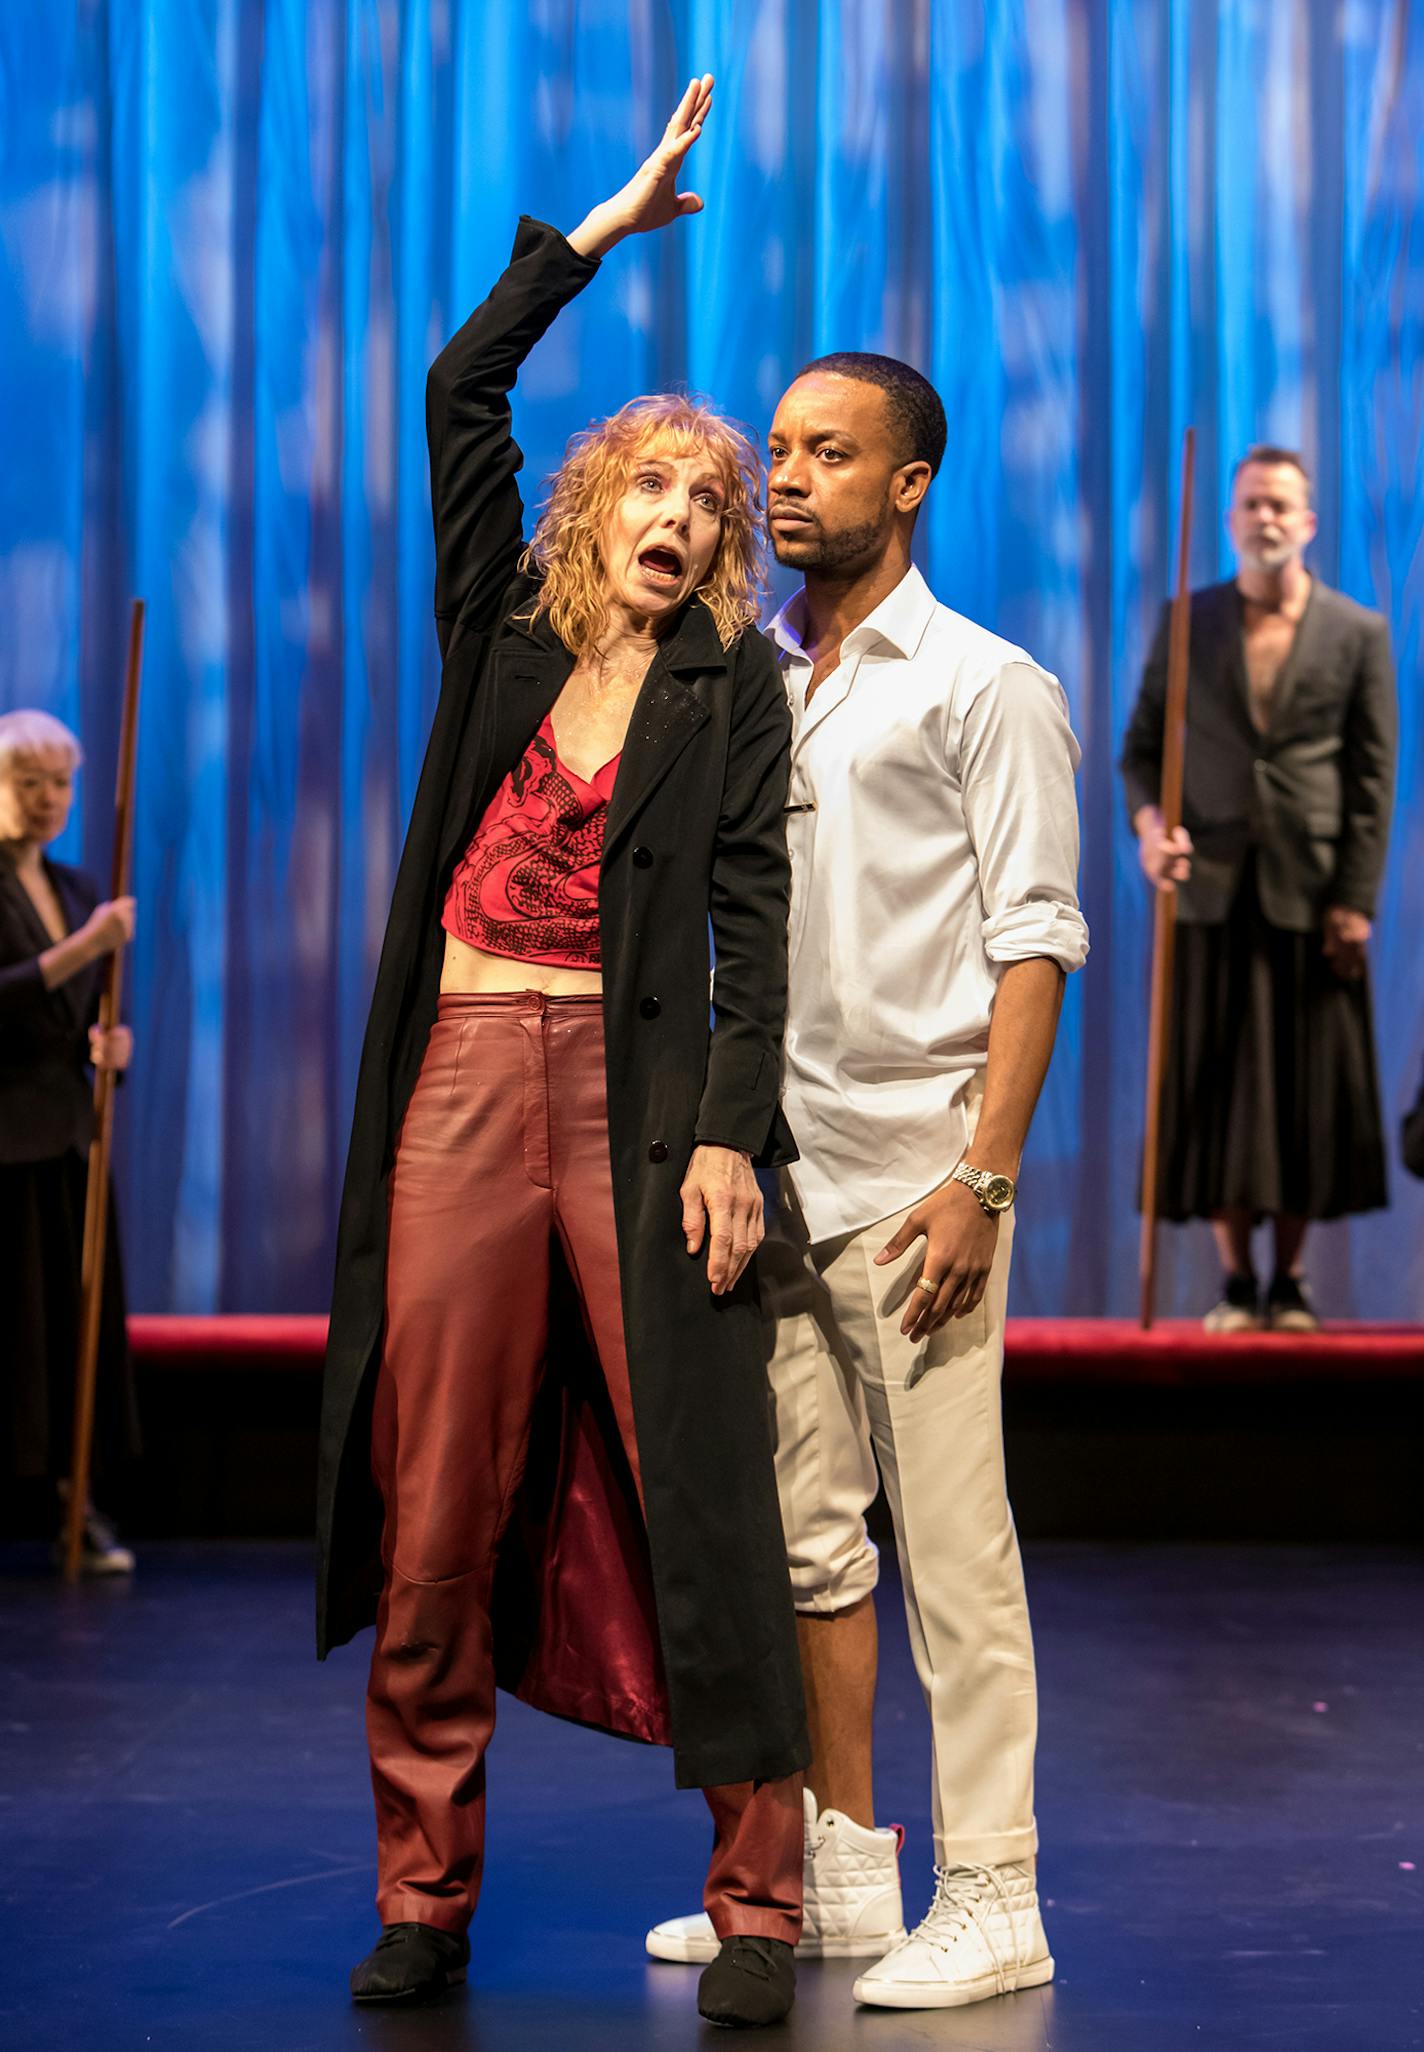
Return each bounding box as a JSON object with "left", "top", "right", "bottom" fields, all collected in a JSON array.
[{"left": 985, "top": 1175, "right": 1016, "bottom": 1210}]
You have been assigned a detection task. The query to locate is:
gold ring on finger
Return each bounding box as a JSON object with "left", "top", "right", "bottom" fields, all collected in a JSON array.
[{"left": 915, "top": 1276, "right": 937, "bottom": 1298}]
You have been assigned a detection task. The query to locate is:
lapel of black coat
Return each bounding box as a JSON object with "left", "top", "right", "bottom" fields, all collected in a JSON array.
[
  {"left": 1263, "top": 577, "right": 1322, "bottom": 735},
  {"left": 46, "top": 862, "right": 94, "bottom": 1030},
  {"left": 486, "top": 637, "right": 573, "bottom": 766},
  {"left": 440, "top": 622, "right": 574, "bottom": 875},
  {"left": 0, "top": 859, "right": 35, "bottom": 953},
  {"left": 1203, "top": 582, "right": 1254, "bottom": 731},
  {"left": 0, "top": 857, "right": 89, "bottom": 1029},
  {"left": 603, "top": 600, "right": 720, "bottom": 861}
]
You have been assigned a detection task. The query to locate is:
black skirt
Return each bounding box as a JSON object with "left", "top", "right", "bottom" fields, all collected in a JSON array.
[
  {"left": 1155, "top": 861, "right": 1388, "bottom": 1223},
  {"left": 0, "top": 1150, "right": 137, "bottom": 1486}
]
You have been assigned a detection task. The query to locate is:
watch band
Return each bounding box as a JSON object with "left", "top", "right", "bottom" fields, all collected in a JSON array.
[{"left": 951, "top": 1160, "right": 1017, "bottom": 1215}]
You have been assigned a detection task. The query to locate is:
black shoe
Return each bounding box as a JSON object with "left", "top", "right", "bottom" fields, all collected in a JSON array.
[
  {"left": 697, "top": 1936, "right": 796, "bottom": 2028},
  {"left": 349, "top": 1922, "right": 469, "bottom": 2003},
  {"left": 1203, "top": 1271, "right": 1261, "bottom": 1334},
  {"left": 1266, "top": 1271, "right": 1321, "bottom": 1334}
]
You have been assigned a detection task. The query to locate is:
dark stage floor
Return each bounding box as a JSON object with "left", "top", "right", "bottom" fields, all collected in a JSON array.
[{"left": 1, "top": 1543, "right": 1420, "bottom": 2052}]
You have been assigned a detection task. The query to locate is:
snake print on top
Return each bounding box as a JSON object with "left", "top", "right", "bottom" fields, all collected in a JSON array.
[{"left": 441, "top": 714, "right": 620, "bottom": 969}]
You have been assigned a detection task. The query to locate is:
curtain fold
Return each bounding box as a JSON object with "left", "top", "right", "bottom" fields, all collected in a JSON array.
[{"left": 1, "top": 0, "right": 1420, "bottom": 1315}]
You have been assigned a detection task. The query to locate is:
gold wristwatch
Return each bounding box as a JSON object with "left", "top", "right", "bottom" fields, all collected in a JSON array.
[{"left": 951, "top": 1161, "right": 1017, "bottom": 1217}]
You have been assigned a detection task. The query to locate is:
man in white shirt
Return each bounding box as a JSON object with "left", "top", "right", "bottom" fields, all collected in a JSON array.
[{"left": 647, "top": 352, "right": 1088, "bottom": 2010}]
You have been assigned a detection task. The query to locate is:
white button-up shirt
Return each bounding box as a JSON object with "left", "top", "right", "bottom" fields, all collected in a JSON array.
[{"left": 768, "top": 564, "right": 1089, "bottom": 1242}]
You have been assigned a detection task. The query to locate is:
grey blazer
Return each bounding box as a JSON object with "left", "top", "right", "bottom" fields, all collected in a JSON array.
[{"left": 1120, "top": 578, "right": 1397, "bottom": 929}]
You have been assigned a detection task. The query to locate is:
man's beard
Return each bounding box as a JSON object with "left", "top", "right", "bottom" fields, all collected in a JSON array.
[
  {"left": 770, "top": 511, "right": 889, "bottom": 573},
  {"left": 1239, "top": 535, "right": 1302, "bottom": 574}
]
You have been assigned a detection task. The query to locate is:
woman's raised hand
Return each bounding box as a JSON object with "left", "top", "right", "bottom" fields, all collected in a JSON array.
[{"left": 568, "top": 75, "right": 713, "bottom": 260}]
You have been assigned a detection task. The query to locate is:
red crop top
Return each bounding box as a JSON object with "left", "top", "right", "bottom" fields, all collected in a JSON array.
[{"left": 441, "top": 715, "right": 620, "bottom": 969}]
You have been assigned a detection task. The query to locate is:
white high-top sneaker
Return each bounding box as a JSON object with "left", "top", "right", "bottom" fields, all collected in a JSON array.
[
  {"left": 645, "top": 1789, "right": 906, "bottom": 1962},
  {"left": 852, "top": 1859, "right": 1053, "bottom": 2009}
]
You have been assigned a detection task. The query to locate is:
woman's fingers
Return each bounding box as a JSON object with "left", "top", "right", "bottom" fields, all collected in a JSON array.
[
  {"left": 730, "top": 1210, "right": 754, "bottom": 1283},
  {"left": 664, "top": 73, "right": 710, "bottom": 144},
  {"left": 663, "top": 76, "right": 712, "bottom": 163},
  {"left": 681, "top": 1180, "right": 707, "bottom": 1254},
  {"left": 678, "top": 1143, "right": 758, "bottom": 1295},
  {"left": 724, "top": 1225, "right": 754, "bottom": 1290},
  {"left": 707, "top": 1192, "right": 762, "bottom": 1293},
  {"left": 707, "top": 1198, "right": 735, "bottom": 1292},
  {"left": 88, "top": 1025, "right": 133, "bottom": 1072},
  {"left": 663, "top": 77, "right": 695, "bottom": 138},
  {"left": 665, "top": 103, "right": 710, "bottom": 169}
]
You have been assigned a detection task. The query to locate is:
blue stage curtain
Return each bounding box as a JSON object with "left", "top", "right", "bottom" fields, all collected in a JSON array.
[{"left": 1, "top": 0, "right": 1421, "bottom": 1315}]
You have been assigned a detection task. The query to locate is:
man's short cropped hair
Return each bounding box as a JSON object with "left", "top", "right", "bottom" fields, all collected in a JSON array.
[
  {"left": 798, "top": 351, "right": 948, "bottom": 478},
  {"left": 1232, "top": 444, "right": 1312, "bottom": 499}
]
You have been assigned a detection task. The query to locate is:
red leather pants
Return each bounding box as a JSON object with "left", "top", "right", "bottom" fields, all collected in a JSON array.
[{"left": 366, "top": 992, "right": 802, "bottom": 1942}]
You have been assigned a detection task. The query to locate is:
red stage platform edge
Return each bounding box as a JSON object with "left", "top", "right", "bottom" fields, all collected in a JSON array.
[{"left": 127, "top": 1315, "right": 1424, "bottom": 1387}]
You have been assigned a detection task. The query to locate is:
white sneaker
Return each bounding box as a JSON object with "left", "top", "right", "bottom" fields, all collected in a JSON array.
[
  {"left": 1203, "top": 1274, "right": 1262, "bottom": 1333},
  {"left": 852, "top": 1860, "right": 1053, "bottom": 2009},
  {"left": 52, "top": 1500, "right": 135, "bottom": 1576},
  {"left": 645, "top": 1789, "right": 906, "bottom": 1962}
]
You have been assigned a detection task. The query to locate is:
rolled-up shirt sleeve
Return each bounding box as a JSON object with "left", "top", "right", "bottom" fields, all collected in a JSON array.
[{"left": 959, "top": 660, "right": 1090, "bottom": 973}]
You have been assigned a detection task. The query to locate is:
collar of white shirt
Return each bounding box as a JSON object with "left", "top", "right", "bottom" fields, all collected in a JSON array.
[{"left": 767, "top": 561, "right": 938, "bottom": 670}]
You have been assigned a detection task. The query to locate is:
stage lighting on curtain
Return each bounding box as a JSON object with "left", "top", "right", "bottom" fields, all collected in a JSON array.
[{"left": 0, "top": 0, "right": 1418, "bottom": 1317}]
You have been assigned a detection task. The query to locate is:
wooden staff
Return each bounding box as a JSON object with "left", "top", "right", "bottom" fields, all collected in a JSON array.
[
  {"left": 63, "top": 600, "right": 145, "bottom": 1582},
  {"left": 1139, "top": 430, "right": 1195, "bottom": 1331}
]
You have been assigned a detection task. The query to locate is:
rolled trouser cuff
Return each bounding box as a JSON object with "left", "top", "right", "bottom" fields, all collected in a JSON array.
[
  {"left": 788, "top": 1534, "right": 880, "bottom": 1615},
  {"left": 933, "top": 1823, "right": 1039, "bottom": 1869}
]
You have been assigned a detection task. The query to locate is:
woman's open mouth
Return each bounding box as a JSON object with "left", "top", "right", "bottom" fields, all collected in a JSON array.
[{"left": 638, "top": 546, "right": 685, "bottom": 587}]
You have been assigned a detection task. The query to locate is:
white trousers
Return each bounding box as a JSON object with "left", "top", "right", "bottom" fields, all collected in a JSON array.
[{"left": 762, "top": 1166, "right": 1038, "bottom": 1868}]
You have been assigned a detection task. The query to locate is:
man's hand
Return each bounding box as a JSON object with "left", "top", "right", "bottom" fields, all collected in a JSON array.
[
  {"left": 89, "top": 1024, "right": 133, "bottom": 1072},
  {"left": 567, "top": 75, "right": 713, "bottom": 259},
  {"left": 1134, "top": 806, "right": 1193, "bottom": 893},
  {"left": 875, "top": 1179, "right": 1000, "bottom": 1341},
  {"left": 1322, "top": 904, "right": 1371, "bottom": 980},
  {"left": 680, "top": 1142, "right": 763, "bottom": 1297}
]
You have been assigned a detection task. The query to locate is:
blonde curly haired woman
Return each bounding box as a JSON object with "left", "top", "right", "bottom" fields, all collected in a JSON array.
[{"left": 320, "top": 81, "right": 807, "bottom": 2024}]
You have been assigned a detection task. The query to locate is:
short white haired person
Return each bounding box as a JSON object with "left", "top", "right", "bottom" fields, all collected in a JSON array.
[{"left": 0, "top": 708, "right": 139, "bottom": 1571}]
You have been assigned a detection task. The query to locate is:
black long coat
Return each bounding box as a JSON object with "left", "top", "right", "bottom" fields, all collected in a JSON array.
[{"left": 316, "top": 217, "right": 809, "bottom": 1791}]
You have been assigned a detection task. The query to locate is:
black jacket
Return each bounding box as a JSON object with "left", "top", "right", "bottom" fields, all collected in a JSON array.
[
  {"left": 1120, "top": 579, "right": 1396, "bottom": 928},
  {"left": 1403, "top": 1061, "right": 1424, "bottom": 1181},
  {"left": 0, "top": 857, "right": 102, "bottom": 1164},
  {"left": 316, "top": 218, "right": 808, "bottom": 1790}
]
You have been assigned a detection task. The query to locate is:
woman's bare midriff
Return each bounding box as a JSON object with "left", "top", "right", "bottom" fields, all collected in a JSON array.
[{"left": 440, "top": 930, "right": 603, "bottom": 997}]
